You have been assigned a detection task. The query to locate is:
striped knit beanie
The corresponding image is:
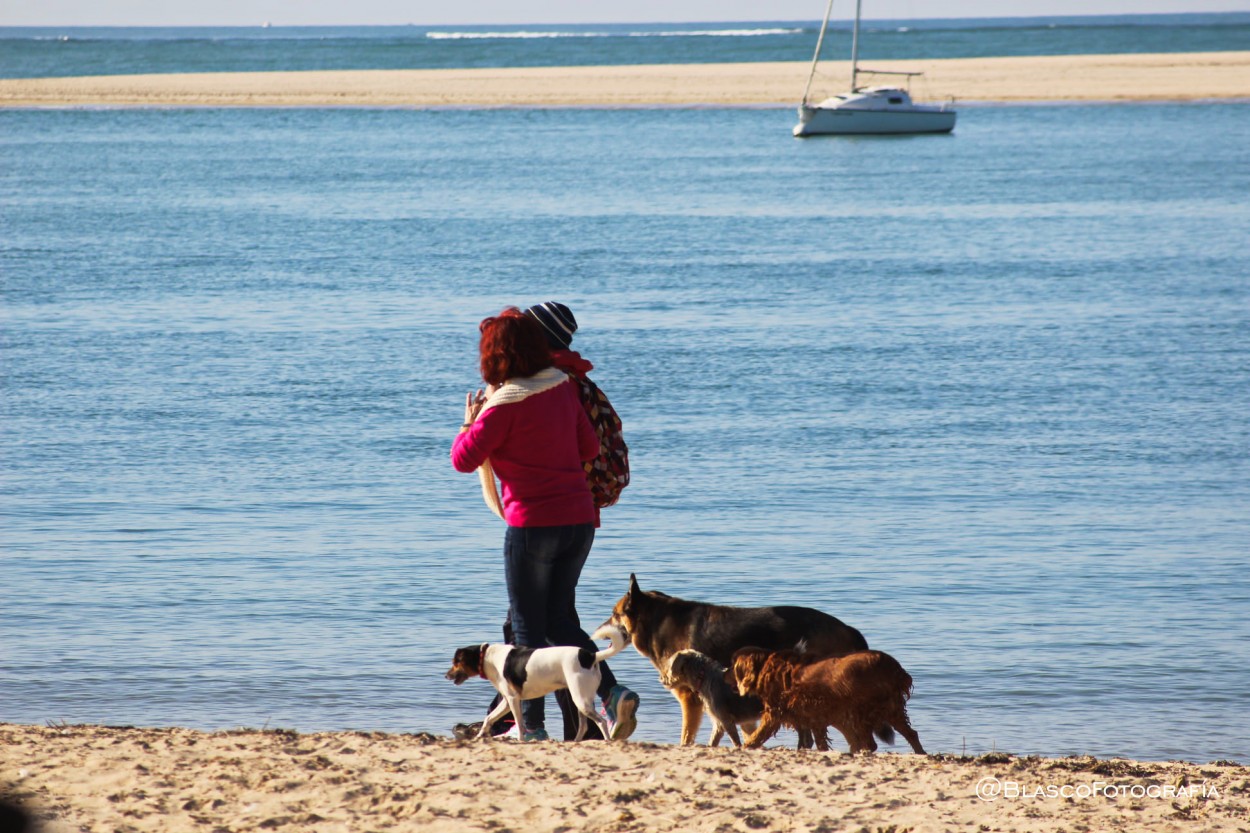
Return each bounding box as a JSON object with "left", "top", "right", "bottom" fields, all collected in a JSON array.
[{"left": 524, "top": 301, "right": 578, "bottom": 350}]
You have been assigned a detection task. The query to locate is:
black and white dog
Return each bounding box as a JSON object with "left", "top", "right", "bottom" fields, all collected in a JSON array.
[{"left": 445, "top": 624, "right": 628, "bottom": 741}]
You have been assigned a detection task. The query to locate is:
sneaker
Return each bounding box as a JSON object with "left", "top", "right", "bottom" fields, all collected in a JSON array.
[
  {"left": 602, "top": 685, "right": 640, "bottom": 741},
  {"left": 501, "top": 724, "right": 549, "bottom": 742}
]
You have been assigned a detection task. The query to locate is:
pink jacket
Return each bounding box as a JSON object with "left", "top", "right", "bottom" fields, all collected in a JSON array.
[{"left": 452, "top": 380, "right": 598, "bottom": 527}]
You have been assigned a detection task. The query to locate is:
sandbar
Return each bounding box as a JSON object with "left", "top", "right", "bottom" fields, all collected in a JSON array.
[
  {"left": 2, "top": 723, "right": 1247, "bottom": 832},
  {"left": 1, "top": 52, "right": 1248, "bottom": 108}
]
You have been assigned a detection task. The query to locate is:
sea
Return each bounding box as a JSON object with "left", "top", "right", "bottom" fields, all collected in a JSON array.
[
  {"left": 2, "top": 13, "right": 1250, "bottom": 78},
  {"left": 1, "top": 14, "right": 1248, "bottom": 763}
]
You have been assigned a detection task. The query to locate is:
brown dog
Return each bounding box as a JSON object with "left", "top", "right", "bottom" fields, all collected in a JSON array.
[
  {"left": 608, "top": 574, "right": 868, "bottom": 746},
  {"left": 732, "top": 648, "right": 926, "bottom": 754}
]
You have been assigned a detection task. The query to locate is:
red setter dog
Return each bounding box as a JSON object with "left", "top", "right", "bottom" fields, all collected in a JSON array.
[{"left": 732, "top": 648, "right": 925, "bottom": 754}]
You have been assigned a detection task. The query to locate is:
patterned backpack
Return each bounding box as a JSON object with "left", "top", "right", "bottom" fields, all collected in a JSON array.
[{"left": 572, "top": 375, "right": 630, "bottom": 508}]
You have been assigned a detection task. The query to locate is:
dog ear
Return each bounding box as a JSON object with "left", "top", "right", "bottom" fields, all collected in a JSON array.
[
  {"left": 732, "top": 648, "right": 760, "bottom": 677},
  {"left": 629, "top": 573, "right": 641, "bottom": 598}
]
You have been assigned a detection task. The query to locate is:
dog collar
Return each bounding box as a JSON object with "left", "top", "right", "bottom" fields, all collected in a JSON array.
[{"left": 477, "top": 643, "right": 490, "bottom": 679}]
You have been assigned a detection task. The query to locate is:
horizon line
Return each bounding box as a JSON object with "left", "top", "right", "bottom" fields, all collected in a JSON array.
[{"left": 5, "top": 10, "right": 1249, "bottom": 29}]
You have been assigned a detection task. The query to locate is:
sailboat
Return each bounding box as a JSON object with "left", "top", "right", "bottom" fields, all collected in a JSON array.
[{"left": 793, "top": 0, "right": 956, "bottom": 137}]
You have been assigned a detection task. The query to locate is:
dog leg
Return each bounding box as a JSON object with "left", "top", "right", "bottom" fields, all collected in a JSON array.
[
  {"left": 505, "top": 695, "right": 528, "bottom": 740},
  {"left": 896, "top": 720, "right": 926, "bottom": 755},
  {"left": 585, "top": 708, "right": 613, "bottom": 742},
  {"left": 571, "top": 689, "right": 611, "bottom": 742},
  {"left": 848, "top": 727, "right": 877, "bottom": 754},
  {"left": 675, "top": 687, "right": 704, "bottom": 746},
  {"left": 742, "top": 713, "right": 781, "bottom": 749},
  {"left": 708, "top": 722, "right": 724, "bottom": 748},
  {"left": 723, "top": 721, "right": 743, "bottom": 749},
  {"left": 573, "top": 712, "right": 588, "bottom": 742},
  {"left": 477, "top": 698, "right": 514, "bottom": 741},
  {"left": 571, "top": 680, "right": 613, "bottom": 742}
]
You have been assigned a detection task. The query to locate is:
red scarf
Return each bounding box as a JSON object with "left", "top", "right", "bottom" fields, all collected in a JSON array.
[{"left": 551, "top": 349, "right": 594, "bottom": 379}]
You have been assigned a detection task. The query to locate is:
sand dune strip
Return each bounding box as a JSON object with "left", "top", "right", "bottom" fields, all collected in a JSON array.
[{"left": 1, "top": 52, "right": 1248, "bottom": 108}]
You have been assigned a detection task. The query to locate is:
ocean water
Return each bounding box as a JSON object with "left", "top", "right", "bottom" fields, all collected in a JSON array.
[
  {"left": 2, "top": 101, "right": 1249, "bottom": 762},
  {"left": 2, "top": 13, "right": 1249, "bottom": 79}
]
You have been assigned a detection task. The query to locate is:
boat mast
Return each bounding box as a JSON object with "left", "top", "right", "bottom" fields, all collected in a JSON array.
[
  {"left": 849, "top": 0, "right": 863, "bottom": 91},
  {"left": 801, "top": 0, "right": 837, "bottom": 108}
]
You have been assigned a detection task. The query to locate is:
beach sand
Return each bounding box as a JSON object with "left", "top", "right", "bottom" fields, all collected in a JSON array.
[
  {"left": 1, "top": 52, "right": 1248, "bottom": 108},
  {"left": 2, "top": 723, "right": 1246, "bottom": 832}
]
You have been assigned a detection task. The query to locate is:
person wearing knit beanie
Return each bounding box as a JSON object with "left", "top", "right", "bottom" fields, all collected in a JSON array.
[
  {"left": 525, "top": 301, "right": 578, "bottom": 351},
  {"left": 455, "top": 301, "right": 640, "bottom": 743}
]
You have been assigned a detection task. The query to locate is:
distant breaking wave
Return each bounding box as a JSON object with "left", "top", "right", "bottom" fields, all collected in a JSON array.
[{"left": 425, "top": 28, "right": 803, "bottom": 40}]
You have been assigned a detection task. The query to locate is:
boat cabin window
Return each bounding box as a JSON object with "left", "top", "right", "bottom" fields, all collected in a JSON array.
[{"left": 888, "top": 96, "right": 904, "bottom": 104}]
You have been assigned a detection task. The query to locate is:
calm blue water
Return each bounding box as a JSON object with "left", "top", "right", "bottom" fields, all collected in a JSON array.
[
  {"left": 2, "top": 13, "right": 1249, "bottom": 79},
  {"left": 2, "top": 102, "right": 1249, "bottom": 762}
]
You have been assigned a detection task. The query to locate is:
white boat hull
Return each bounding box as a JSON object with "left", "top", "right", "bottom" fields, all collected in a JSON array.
[{"left": 794, "top": 104, "right": 956, "bottom": 136}]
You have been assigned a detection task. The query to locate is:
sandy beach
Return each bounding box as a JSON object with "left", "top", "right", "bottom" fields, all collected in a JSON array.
[
  {"left": 1, "top": 52, "right": 1248, "bottom": 108},
  {"left": 2, "top": 723, "right": 1246, "bottom": 832}
]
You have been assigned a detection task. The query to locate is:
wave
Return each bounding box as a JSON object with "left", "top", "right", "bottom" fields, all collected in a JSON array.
[{"left": 424, "top": 28, "right": 803, "bottom": 40}]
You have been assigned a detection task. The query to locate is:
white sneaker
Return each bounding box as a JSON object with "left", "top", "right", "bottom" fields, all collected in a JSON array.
[{"left": 501, "top": 724, "right": 549, "bottom": 742}]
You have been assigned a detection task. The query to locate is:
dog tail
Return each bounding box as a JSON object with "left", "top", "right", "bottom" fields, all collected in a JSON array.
[
  {"left": 590, "top": 623, "right": 628, "bottom": 663},
  {"left": 874, "top": 724, "right": 896, "bottom": 745}
]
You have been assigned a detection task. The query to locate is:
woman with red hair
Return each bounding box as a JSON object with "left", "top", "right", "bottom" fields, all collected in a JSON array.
[{"left": 451, "top": 307, "right": 638, "bottom": 741}]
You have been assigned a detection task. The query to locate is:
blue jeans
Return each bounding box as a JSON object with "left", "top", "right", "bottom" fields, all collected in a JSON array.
[{"left": 504, "top": 522, "right": 615, "bottom": 730}]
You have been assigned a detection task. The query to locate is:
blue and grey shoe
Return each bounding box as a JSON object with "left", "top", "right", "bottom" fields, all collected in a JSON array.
[
  {"left": 602, "top": 685, "right": 640, "bottom": 741},
  {"left": 502, "top": 724, "right": 549, "bottom": 742}
]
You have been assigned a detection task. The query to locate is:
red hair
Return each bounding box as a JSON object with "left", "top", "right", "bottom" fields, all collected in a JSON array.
[{"left": 478, "top": 307, "right": 552, "bottom": 385}]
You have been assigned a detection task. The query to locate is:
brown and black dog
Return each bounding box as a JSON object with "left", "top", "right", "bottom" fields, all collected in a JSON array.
[
  {"left": 608, "top": 574, "right": 868, "bottom": 746},
  {"left": 660, "top": 649, "right": 762, "bottom": 748},
  {"left": 732, "top": 647, "right": 926, "bottom": 754}
]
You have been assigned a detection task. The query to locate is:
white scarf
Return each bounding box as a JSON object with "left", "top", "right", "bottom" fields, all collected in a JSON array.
[{"left": 472, "top": 367, "right": 569, "bottom": 520}]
